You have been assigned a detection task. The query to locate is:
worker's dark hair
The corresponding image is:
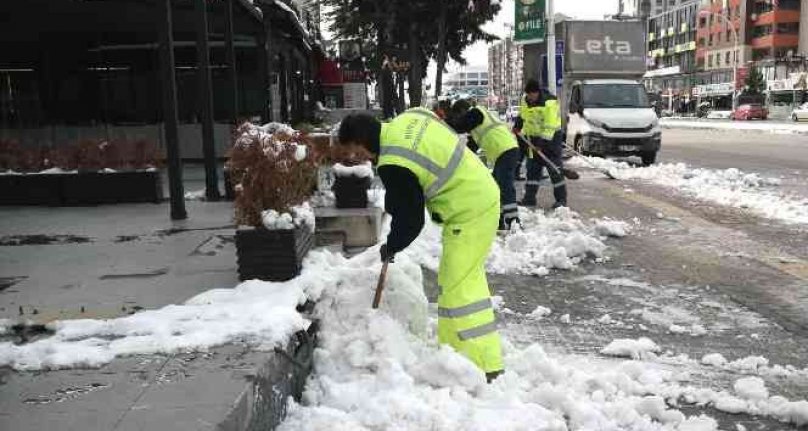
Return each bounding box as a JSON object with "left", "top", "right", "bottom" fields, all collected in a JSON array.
[
  {"left": 337, "top": 114, "right": 381, "bottom": 152},
  {"left": 438, "top": 99, "right": 452, "bottom": 112},
  {"left": 450, "top": 99, "right": 472, "bottom": 117},
  {"left": 524, "top": 79, "right": 541, "bottom": 93}
]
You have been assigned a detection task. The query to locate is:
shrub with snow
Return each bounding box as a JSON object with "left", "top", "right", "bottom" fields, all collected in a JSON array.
[{"left": 227, "top": 122, "right": 318, "bottom": 228}]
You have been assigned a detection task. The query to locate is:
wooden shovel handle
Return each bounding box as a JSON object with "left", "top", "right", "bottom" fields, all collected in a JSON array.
[{"left": 372, "top": 261, "right": 390, "bottom": 309}]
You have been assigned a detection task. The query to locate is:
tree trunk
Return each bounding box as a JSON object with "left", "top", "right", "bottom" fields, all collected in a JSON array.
[
  {"left": 377, "top": 13, "right": 395, "bottom": 118},
  {"left": 407, "top": 25, "right": 423, "bottom": 107},
  {"left": 434, "top": 1, "right": 448, "bottom": 99},
  {"left": 396, "top": 72, "right": 406, "bottom": 114}
]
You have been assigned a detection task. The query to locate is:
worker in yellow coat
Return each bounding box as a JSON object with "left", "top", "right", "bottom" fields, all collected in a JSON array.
[
  {"left": 338, "top": 108, "right": 504, "bottom": 382},
  {"left": 514, "top": 79, "right": 567, "bottom": 208},
  {"left": 447, "top": 99, "right": 521, "bottom": 230}
]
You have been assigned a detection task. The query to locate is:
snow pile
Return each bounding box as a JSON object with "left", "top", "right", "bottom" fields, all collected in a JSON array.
[
  {"left": 333, "top": 162, "right": 374, "bottom": 179},
  {"left": 408, "top": 208, "right": 628, "bottom": 276},
  {"left": 279, "top": 252, "right": 730, "bottom": 430},
  {"left": 261, "top": 202, "right": 315, "bottom": 231},
  {"left": 601, "top": 337, "right": 661, "bottom": 360},
  {"left": 569, "top": 157, "right": 808, "bottom": 225},
  {"left": 184, "top": 189, "right": 206, "bottom": 200},
  {"left": 0, "top": 280, "right": 308, "bottom": 370},
  {"left": 528, "top": 305, "right": 552, "bottom": 319},
  {"left": 701, "top": 353, "right": 728, "bottom": 367}
]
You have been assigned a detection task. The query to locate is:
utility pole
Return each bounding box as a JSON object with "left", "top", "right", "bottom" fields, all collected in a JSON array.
[
  {"left": 546, "top": 0, "right": 557, "bottom": 95},
  {"left": 159, "top": 0, "right": 187, "bottom": 220}
]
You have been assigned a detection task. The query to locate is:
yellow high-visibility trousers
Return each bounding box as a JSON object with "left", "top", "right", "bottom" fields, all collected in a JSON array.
[{"left": 436, "top": 202, "right": 504, "bottom": 373}]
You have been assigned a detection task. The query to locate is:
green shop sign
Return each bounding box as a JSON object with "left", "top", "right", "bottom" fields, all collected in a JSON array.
[{"left": 515, "top": 0, "right": 546, "bottom": 44}]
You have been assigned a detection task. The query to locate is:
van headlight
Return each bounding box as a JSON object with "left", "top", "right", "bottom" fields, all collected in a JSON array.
[{"left": 586, "top": 117, "right": 607, "bottom": 130}]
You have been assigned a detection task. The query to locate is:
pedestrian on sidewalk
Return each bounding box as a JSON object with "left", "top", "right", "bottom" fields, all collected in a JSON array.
[
  {"left": 447, "top": 99, "right": 521, "bottom": 230},
  {"left": 338, "top": 108, "right": 505, "bottom": 383},
  {"left": 513, "top": 79, "right": 567, "bottom": 209}
]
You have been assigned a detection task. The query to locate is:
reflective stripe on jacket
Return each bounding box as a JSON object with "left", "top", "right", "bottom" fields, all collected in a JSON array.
[{"left": 377, "top": 108, "right": 499, "bottom": 224}]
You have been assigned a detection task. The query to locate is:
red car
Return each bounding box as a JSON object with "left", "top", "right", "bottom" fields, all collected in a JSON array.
[{"left": 730, "top": 104, "right": 768, "bottom": 120}]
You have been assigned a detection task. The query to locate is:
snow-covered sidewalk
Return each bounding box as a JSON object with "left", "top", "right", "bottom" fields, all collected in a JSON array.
[
  {"left": 3, "top": 205, "right": 808, "bottom": 429},
  {"left": 660, "top": 118, "right": 808, "bottom": 135},
  {"left": 568, "top": 157, "right": 808, "bottom": 225}
]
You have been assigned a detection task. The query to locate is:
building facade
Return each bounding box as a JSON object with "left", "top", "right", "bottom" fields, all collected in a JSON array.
[
  {"left": 442, "top": 65, "right": 490, "bottom": 101},
  {"left": 488, "top": 37, "right": 524, "bottom": 112},
  {"left": 648, "top": 0, "right": 700, "bottom": 73},
  {"left": 622, "top": 0, "right": 693, "bottom": 18}
]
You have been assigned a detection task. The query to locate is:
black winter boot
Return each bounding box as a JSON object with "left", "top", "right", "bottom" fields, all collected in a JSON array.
[{"left": 520, "top": 184, "right": 538, "bottom": 207}]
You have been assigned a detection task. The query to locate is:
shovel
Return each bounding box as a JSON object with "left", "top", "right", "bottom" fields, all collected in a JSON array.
[
  {"left": 562, "top": 143, "right": 619, "bottom": 180},
  {"left": 516, "top": 134, "right": 580, "bottom": 180},
  {"left": 372, "top": 260, "right": 390, "bottom": 309}
]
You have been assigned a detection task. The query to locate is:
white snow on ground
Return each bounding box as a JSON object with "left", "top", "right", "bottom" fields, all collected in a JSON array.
[
  {"left": 261, "top": 202, "right": 315, "bottom": 231},
  {"left": 407, "top": 208, "right": 629, "bottom": 276},
  {"left": 601, "top": 337, "right": 661, "bottom": 360},
  {"left": 528, "top": 305, "right": 552, "bottom": 319},
  {"left": 332, "top": 161, "right": 374, "bottom": 178},
  {"left": 660, "top": 118, "right": 808, "bottom": 135},
  {"left": 569, "top": 157, "right": 808, "bottom": 225},
  {"left": 184, "top": 189, "right": 206, "bottom": 200},
  {"left": 0, "top": 280, "right": 308, "bottom": 370}
]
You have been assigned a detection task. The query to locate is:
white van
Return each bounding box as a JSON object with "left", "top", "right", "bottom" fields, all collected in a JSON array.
[{"left": 565, "top": 79, "right": 661, "bottom": 165}]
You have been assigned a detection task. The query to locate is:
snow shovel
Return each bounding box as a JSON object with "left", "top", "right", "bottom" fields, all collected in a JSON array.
[
  {"left": 562, "top": 143, "right": 619, "bottom": 180},
  {"left": 516, "top": 134, "right": 580, "bottom": 180},
  {"left": 372, "top": 260, "right": 390, "bottom": 309}
]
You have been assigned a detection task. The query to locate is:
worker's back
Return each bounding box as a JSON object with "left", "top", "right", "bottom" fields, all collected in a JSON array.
[{"left": 378, "top": 108, "right": 499, "bottom": 224}]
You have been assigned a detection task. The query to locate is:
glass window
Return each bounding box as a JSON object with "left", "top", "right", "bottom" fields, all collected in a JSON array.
[{"left": 581, "top": 83, "right": 649, "bottom": 108}]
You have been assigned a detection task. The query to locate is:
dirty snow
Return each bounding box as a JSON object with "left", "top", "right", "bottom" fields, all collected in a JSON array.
[
  {"left": 528, "top": 305, "right": 552, "bottom": 319},
  {"left": 601, "top": 337, "right": 661, "bottom": 360},
  {"left": 568, "top": 157, "right": 808, "bottom": 225},
  {"left": 332, "top": 161, "right": 374, "bottom": 179},
  {"left": 407, "top": 207, "right": 627, "bottom": 276}
]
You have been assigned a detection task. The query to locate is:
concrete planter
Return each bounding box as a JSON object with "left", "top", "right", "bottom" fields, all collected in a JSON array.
[
  {"left": 235, "top": 225, "right": 314, "bottom": 282},
  {"left": 0, "top": 171, "right": 163, "bottom": 206},
  {"left": 332, "top": 175, "right": 370, "bottom": 209}
]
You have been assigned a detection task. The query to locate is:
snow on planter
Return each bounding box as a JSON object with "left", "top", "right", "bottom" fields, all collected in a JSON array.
[
  {"left": 332, "top": 161, "right": 373, "bottom": 179},
  {"left": 568, "top": 157, "right": 808, "bottom": 225},
  {"left": 261, "top": 202, "right": 315, "bottom": 231}
]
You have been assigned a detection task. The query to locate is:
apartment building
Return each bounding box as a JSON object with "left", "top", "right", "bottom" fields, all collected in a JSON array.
[{"left": 487, "top": 38, "right": 524, "bottom": 111}]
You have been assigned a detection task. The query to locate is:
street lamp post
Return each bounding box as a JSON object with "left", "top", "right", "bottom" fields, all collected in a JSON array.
[{"left": 699, "top": 9, "right": 739, "bottom": 110}]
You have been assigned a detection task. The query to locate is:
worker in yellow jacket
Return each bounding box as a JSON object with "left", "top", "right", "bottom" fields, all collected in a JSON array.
[
  {"left": 513, "top": 79, "right": 567, "bottom": 208},
  {"left": 338, "top": 108, "right": 504, "bottom": 383},
  {"left": 447, "top": 99, "right": 521, "bottom": 230}
]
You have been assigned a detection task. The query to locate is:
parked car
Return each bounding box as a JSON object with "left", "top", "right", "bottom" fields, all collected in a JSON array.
[
  {"left": 791, "top": 102, "right": 808, "bottom": 122},
  {"left": 730, "top": 104, "right": 768, "bottom": 121}
]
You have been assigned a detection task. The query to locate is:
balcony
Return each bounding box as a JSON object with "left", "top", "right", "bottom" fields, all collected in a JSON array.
[
  {"left": 751, "top": 34, "right": 799, "bottom": 49},
  {"left": 751, "top": 10, "right": 800, "bottom": 26}
]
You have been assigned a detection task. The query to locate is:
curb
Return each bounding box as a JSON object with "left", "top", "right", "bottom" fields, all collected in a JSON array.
[
  {"left": 219, "top": 319, "right": 318, "bottom": 431},
  {"left": 660, "top": 121, "right": 808, "bottom": 135}
]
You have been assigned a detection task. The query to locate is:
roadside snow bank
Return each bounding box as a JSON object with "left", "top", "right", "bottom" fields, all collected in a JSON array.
[
  {"left": 660, "top": 118, "right": 808, "bottom": 135},
  {"left": 407, "top": 207, "right": 629, "bottom": 276},
  {"left": 569, "top": 157, "right": 808, "bottom": 225}
]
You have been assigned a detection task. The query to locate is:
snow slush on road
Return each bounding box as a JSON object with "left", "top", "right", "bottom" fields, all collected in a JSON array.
[{"left": 568, "top": 157, "right": 808, "bottom": 225}]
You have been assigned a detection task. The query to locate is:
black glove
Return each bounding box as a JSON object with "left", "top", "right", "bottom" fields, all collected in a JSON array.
[{"left": 379, "top": 243, "right": 396, "bottom": 263}]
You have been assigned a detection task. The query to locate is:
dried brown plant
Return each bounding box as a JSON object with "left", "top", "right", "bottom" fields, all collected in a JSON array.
[{"left": 226, "top": 122, "right": 317, "bottom": 228}]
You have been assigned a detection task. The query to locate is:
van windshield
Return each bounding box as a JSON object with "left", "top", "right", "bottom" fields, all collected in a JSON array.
[{"left": 582, "top": 84, "right": 649, "bottom": 108}]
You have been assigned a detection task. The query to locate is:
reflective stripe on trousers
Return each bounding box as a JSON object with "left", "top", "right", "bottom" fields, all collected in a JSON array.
[{"left": 437, "top": 202, "right": 503, "bottom": 373}]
